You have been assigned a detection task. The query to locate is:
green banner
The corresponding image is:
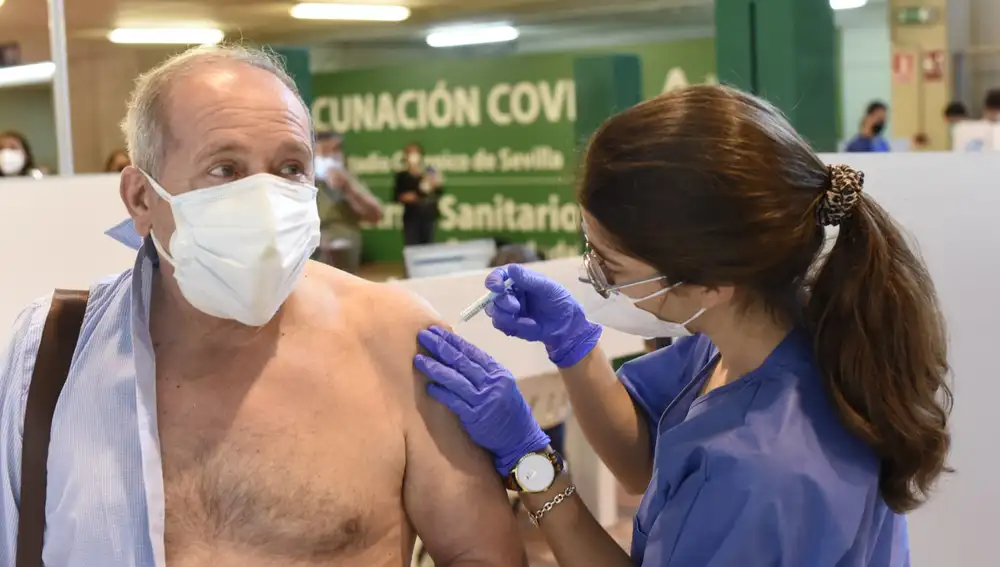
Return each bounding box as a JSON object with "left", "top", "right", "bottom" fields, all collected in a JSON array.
[{"left": 311, "top": 38, "right": 715, "bottom": 263}]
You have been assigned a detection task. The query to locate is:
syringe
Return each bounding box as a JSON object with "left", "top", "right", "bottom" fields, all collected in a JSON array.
[{"left": 458, "top": 278, "right": 514, "bottom": 323}]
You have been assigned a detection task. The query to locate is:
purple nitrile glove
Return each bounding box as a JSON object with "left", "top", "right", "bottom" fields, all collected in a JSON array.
[
  {"left": 484, "top": 264, "right": 602, "bottom": 368},
  {"left": 414, "top": 326, "right": 550, "bottom": 477}
]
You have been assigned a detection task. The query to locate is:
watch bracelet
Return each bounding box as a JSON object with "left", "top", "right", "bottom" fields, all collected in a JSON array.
[{"left": 529, "top": 484, "right": 576, "bottom": 526}]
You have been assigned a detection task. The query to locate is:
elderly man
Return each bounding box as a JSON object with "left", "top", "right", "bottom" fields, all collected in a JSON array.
[{"left": 0, "top": 45, "right": 525, "bottom": 567}]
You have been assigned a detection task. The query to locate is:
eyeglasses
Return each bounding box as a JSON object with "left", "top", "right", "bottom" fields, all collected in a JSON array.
[{"left": 579, "top": 247, "right": 664, "bottom": 298}]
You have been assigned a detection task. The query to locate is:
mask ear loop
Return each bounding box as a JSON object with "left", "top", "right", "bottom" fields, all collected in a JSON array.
[
  {"left": 681, "top": 307, "right": 707, "bottom": 327},
  {"left": 631, "top": 281, "right": 708, "bottom": 329},
  {"left": 627, "top": 279, "right": 681, "bottom": 304},
  {"left": 148, "top": 231, "right": 176, "bottom": 267},
  {"left": 139, "top": 170, "right": 177, "bottom": 266}
]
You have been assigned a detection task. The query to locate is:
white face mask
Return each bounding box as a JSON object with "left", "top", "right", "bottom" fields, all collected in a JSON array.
[
  {"left": 314, "top": 156, "right": 333, "bottom": 179},
  {"left": 581, "top": 277, "right": 706, "bottom": 339},
  {"left": 0, "top": 149, "right": 26, "bottom": 175},
  {"left": 314, "top": 155, "right": 344, "bottom": 180},
  {"left": 145, "top": 172, "right": 320, "bottom": 326}
]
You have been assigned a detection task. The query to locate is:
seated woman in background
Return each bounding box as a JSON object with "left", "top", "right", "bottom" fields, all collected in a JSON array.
[
  {"left": 0, "top": 131, "right": 43, "bottom": 179},
  {"left": 104, "top": 149, "right": 131, "bottom": 173}
]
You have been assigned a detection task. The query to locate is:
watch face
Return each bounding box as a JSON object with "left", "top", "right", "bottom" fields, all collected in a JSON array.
[{"left": 515, "top": 453, "right": 556, "bottom": 493}]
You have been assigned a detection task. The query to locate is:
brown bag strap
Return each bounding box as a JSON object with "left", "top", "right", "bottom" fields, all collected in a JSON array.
[{"left": 17, "top": 290, "right": 89, "bottom": 567}]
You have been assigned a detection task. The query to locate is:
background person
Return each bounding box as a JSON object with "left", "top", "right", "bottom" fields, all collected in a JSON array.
[
  {"left": 414, "top": 85, "right": 951, "bottom": 566},
  {"left": 104, "top": 149, "right": 131, "bottom": 173},
  {"left": 394, "top": 142, "right": 443, "bottom": 246},
  {"left": 0, "top": 131, "right": 42, "bottom": 178},
  {"left": 845, "top": 100, "right": 891, "bottom": 152},
  {"left": 944, "top": 101, "right": 968, "bottom": 125},
  {"left": 983, "top": 89, "right": 1000, "bottom": 122},
  {"left": 314, "top": 131, "right": 383, "bottom": 274}
]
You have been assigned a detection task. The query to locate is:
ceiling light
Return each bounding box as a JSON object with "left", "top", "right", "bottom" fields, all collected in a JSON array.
[
  {"left": 0, "top": 62, "right": 55, "bottom": 88},
  {"left": 290, "top": 3, "right": 410, "bottom": 21},
  {"left": 426, "top": 25, "right": 519, "bottom": 48},
  {"left": 830, "top": 0, "right": 868, "bottom": 9},
  {"left": 107, "top": 28, "right": 225, "bottom": 45}
]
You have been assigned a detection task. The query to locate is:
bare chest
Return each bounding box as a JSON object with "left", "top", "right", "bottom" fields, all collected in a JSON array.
[{"left": 155, "top": 341, "right": 408, "bottom": 564}]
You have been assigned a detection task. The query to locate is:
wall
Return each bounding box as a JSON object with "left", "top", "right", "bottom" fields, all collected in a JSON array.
[
  {"left": 67, "top": 44, "right": 181, "bottom": 173},
  {"left": 309, "top": 27, "right": 715, "bottom": 74},
  {"left": 0, "top": 36, "right": 178, "bottom": 173},
  {"left": 312, "top": 14, "right": 884, "bottom": 147},
  {"left": 889, "top": 0, "right": 952, "bottom": 150},
  {"left": 837, "top": 10, "right": 892, "bottom": 143},
  {"left": 965, "top": 0, "right": 1000, "bottom": 113},
  {"left": 0, "top": 85, "right": 56, "bottom": 171}
]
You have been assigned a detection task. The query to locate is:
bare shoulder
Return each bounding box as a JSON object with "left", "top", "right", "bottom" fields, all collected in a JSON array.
[
  {"left": 294, "top": 262, "right": 441, "bottom": 387},
  {"left": 299, "top": 262, "right": 440, "bottom": 327}
]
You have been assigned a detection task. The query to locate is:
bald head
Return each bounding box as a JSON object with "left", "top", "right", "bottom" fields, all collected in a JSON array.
[
  {"left": 117, "top": 44, "right": 316, "bottom": 248},
  {"left": 121, "top": 44, "right": 312, "bottom": 178}
]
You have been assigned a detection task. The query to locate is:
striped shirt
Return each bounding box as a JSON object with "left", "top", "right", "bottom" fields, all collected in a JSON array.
[{"left": 0, "top": 244, "right": 165, "bottom": 566}]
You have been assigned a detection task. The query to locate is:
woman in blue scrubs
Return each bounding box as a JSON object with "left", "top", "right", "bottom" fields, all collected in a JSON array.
[{"left": 413, "top": 85, "right": 952, "bottom": 566}]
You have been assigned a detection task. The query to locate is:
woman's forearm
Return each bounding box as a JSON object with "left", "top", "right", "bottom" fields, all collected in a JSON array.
[
  {"left": 560, "top": 348, "right": 654, "bottom": 493},
  {"left": 520, "top": 474, "right": 633, "bottom": 567}
]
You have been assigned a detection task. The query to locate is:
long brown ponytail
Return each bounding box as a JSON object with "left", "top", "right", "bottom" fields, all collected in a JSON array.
[{"left": 807, "top": 168, "right": 952, "bottom": 512}]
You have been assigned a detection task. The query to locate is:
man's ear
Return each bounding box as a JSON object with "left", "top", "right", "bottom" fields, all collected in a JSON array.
[{"left": 119, "top": 166, "right": 152, "bottom": 237}]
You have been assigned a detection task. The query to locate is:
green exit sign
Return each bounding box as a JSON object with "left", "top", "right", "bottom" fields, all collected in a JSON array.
[{"left": 895, "top": 6, "right": 938, "bottom": 25}]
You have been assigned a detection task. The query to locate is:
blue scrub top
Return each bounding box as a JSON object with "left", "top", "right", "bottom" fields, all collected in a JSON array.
[
  {"left": 618, "top": 330, "right": 909, "bottom": 566},
  {"left": 845, "top": 135, "right": 891, "bottom": 153}
]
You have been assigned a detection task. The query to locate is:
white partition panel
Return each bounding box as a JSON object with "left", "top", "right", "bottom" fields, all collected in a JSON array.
[
  {"left": 0, "top": 174, "right": 135, "bottom": 331},
  {"left": 1, "top": 154, "right": 998, "bottom": 564},
  {"left": 819, "top": 153, "right": 999, "bottom": 567}
]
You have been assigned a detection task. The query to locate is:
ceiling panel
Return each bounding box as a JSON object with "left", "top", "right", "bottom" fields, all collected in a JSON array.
[{"left": 0, "top": 0, "right": 713, "bottom": 46}]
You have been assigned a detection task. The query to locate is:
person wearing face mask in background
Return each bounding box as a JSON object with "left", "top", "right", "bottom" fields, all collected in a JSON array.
[
  {"left": 413, "top": 85, "right": 952, "bottom": 566},
  {"left": 845, "top": 100, "right": 891, "bottom": 152},
  {"left": 0, "top": 131, "right": 43, "bottom": 178},
  {"left": 394, "top": 142, "right": 444, "bottom": 246},
  {"left": 983, "top": 89, "right": 1000, "bottom": 122},
  {"left": 313, "top": 131, "right": 383, "bottom": 274},
  {"left": 104, "top": 149, "right": 131, "bottom": 173}
]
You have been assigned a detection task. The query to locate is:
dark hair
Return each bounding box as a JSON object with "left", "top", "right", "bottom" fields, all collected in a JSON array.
[
  {"left": 0, "top": 130, "right": 36, "bottom": 176},
  {"left": 579, "top": 85, "right": 951, "bottom": 513},
  {"left": 944, "top": 101, "right": 967, "bottom": 118},
  {"left": 865, "top": 101, "right": 887, "bottom": 115},
  {"left": 491, "top": 243, "right": 542, "bottom": 267},
  {"left": 984, "top": 89, "right": 1000, "bottom": 111},
  {"left": 402, "top": 142, "right": 425, "bottom": 166},
  {"left": 104, "top": 149, "right": 130, "bottom": 172}
]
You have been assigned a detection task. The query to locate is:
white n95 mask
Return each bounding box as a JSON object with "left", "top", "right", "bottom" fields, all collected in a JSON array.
[
  {"left": 145, "top": 172, "right": 320, "bottom": 326},
  {"left": 581, "top": 278, "right": 706, "bottom": 339}
]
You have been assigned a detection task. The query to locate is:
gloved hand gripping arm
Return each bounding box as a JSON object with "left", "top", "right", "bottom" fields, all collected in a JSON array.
[{"left": 483, "top": 264, "right": 656, "bottom": 492}]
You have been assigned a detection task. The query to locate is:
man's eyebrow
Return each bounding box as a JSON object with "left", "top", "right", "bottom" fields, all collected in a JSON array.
[
  {"left": 277, "top": 139, "right": 312, "bottom": 156},
  {"left": 193, "top": 141, "right": 251, "bottom": 163}
]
